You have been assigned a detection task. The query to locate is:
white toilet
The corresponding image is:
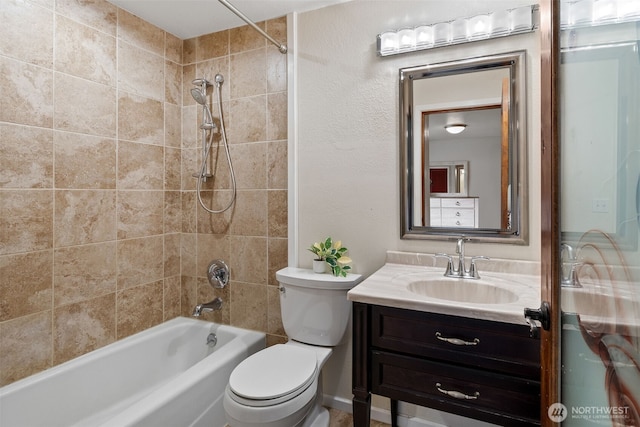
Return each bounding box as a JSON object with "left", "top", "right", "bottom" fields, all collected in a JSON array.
[{"left": 223, "top": 267, "right": 362, "bottom": 427}]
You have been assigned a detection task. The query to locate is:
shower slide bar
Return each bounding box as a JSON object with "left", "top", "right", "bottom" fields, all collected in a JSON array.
[{"left": 218, "top": 0, "right": 288, "bottom": 54}]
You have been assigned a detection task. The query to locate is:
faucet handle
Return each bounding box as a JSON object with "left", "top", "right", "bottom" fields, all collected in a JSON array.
[
  {"left": 467, "top": 256, "right": 490, "bottom": 279},
  {"left": 435, "top": 253, "right": 455, "bottom": 276}
]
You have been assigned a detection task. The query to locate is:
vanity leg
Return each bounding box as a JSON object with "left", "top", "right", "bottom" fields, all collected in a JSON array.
[
  {"left": 390, "top": 399, "right": 398, "bottom": 427},
  {"left": 352, "top": 393, "right": 371, "bottom": 427}
]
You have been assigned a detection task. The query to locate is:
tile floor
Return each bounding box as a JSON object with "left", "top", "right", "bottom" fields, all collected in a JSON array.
[{"left": 328, "top": 408, "right": 390, "bottom": 427}]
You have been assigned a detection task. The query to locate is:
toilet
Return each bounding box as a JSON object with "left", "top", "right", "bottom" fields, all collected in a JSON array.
[{"left": 223, "top": 267, "right": 362, "bottom": 427}]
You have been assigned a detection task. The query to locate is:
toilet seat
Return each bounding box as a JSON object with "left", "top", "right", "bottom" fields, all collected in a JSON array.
[{"left": 228, "top": 344, "right": 318, "bottom": 407}]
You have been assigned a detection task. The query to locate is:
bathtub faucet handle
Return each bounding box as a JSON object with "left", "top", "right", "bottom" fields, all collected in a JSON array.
[{"left": 207, "top": 259, "right": 229, "bottom": 289}]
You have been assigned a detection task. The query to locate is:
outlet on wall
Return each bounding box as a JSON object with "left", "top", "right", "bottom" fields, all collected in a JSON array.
[{"left": 592, "top": 199, "right": 609, "bottom": 213}]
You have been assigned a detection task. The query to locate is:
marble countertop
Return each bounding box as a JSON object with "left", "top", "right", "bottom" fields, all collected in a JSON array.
[{"left": 348, "top": 262, "right": 541, "bottom": 326}]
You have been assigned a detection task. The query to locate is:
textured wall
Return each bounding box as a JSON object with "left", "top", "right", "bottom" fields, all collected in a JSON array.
[{"left": 0, "top": 0, "right": 287, "bottom": 386}]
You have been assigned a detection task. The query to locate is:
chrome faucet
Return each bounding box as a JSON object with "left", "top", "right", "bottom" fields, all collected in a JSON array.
[
  {"left": 192, "top": 297, "right": 223, "bottom": 317},
  {"left": 560, "top": 243, "right": 581, "bottom": 287},
  {"left": 436, "top": 237, "right": 489, "bottom": 279}
]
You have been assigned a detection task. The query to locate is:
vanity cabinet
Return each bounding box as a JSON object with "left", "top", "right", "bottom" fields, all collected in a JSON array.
[
  {"left": 430, "top": 197, "right": 479, "bottom": 228},
  {"left": 352, "top": 303, "right": 541, "bottom": 427}
]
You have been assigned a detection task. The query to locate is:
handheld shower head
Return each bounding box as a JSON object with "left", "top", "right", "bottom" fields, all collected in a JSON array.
[{"left": 190, "top": 88, "right": 208, "bottom": 106}]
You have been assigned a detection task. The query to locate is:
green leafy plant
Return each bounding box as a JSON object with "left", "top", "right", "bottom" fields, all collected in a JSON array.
[{"left": 307, "top": 237, "right": 353, "bottom": 277}]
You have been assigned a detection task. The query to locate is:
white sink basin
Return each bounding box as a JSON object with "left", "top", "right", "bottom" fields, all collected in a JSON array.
[{"left": 407, "top": 278, "right": 519, "bottom": 304}]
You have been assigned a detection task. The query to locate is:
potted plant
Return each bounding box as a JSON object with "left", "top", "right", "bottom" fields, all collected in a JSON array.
[{"left": 307, "top": 237, "right": 352, "bottom": 277}]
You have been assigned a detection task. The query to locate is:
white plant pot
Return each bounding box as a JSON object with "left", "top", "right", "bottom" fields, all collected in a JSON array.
[{"left": 312, "top": 259, "right": 326, "bottom": 274}]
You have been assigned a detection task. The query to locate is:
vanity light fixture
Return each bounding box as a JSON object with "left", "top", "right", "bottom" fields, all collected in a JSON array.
[
  {"left": 376, "top": 4, "right": 537, "bottom": 56},
  {"left": 560, "top": 0, "right": 640, "bottom": 29},
  {"left": 445, "top": 124, "right": 467, "bottom": 135}
]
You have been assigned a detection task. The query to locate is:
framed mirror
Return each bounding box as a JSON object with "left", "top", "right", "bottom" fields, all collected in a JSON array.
[{"left": 400, "top": 51, "right": 527, "bottom": 242}]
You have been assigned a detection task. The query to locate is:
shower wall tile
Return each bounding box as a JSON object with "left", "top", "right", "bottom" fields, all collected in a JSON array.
[
  {"left": 182, "top": 103, "right": 198, "bottom": 148},
  {"left": 232, "top": 142, "right": 267, "bottom": 189},
  {"left": 163, "top": 276, "right": 182, "bottom": 320},
  {"left": 165, "top": 147, "right": 182, "bottom": 190},
  {"left": 164, "top": 102, "right": 182, "bottom": 148},
  {"left": 165, "top": 60, "right": 182, "bottom": 105},
  {"left": 228, "top": 236, "right": 268, "bottom": 285},
  {"left": 229, "top": 190, "right": 268, "bottom": 236},
  {"left": 0, "top": 123, "right": 53, "bottom": 189},
  {"left": 117, "top": 140, "right": 164, "bottom": 190},
  {"left": 118, "top": 41, "right": 164, "bottom": 101},
  {"left": 117, "top": 190, "right": 164, "bottom": 239},
  {"left": 230, "top": 281, "right": 267, "bottom": 331},
  {"left": 268, "top": 140, "right": 288, "bottom": 189},
  {"left": 267, "top": 92, "right": 288, "bottom": 141},
  {"left": 197, "top": 30, "right": 229, "bottom": 61},
  {"left": 55, "top": 0, "right": 117, "bottom": 36},
  {"left": 229, "top": 96, "right": 267, "bottom": 143},
  {"left": 116, "top": 280, "right": 164, "bottom": 339},
  {"left": 0, "top": 251, "right": 53, "bottom": 322},
  {"left": 266, "top": 17, "right": 287, "bottom": 51},
  {"left": 164, "top": 233, "right": 181, "bottom": 277},
  {"left": 165, "top": 191, "right": 182, "bottom": 233},
  {"left": 180, "top": 233, "right": 198, "bottom": 276},
  {"left": 197, "top": 57, "right": 231, "bottom": 102},
  {"left": 53, "top": 293, "right": 116, "bottom": 365},
  {"left": 181, "top": 192, "right": 198, "bottom": 233},
  {"left": 165, "top": 33, "right": 183, "bottom": 65},
  {"left": 0, "top": 190, "right": 53, "bottom": 255},
  {"left": 268, "top": 190, "right": 288, "bottom": 238},
  {"left": 267, "top": 47, "right": 287, "bottom": 93},
  {"left": 117, "top": 92, "right": 164, "bottom": 144},
  {"left": 53, "top": 242, "right": 117, "bottom": 307},
  {"left": 267, "top": 285, "right": 285, "bottom": 336},
  {"left": 268, "top": 237, "right": 288, "bottom": 286},
  {"left": 231, "top": 49, "right": 266, "bottom": 98},
  {"left": 0, "top": 57, "right": 54, "bottom": 128},
  {"left": 230, "top": 22, "right": 266, "bottom": 54},
  {"left": 54, "top": 72, "right": 116, "bottom": 137},
  {"left": 53, "top": 131, "right": 116, "bottom": 189},
  {"left": 0, "top": 0, "right": 53, "bottom": 67},
  {"left": 118, "top": 9, "right": 164, "bottom": 56},
  {"left": 117, "top": 236, "right": 164, "bottom": 290},
  {"left": 183, "top": 38, "right": 197, "bottom": 65},
  {"left": 0, "top": 311, "right": 52, "bottom": 386},
  {"left": 54, "top": 189, "right": 116, "bottom": 247},
  {"left": 196, "top": 233, "right": 230, "bottom": 274},
  {"left": 55, "top": 15, "right": 116, "bottom": 86},
  {"left": 180, "top": 275, "right": 198, "bottom": 317}
]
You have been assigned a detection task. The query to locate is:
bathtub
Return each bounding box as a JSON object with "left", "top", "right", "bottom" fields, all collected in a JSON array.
[{"left": 0, "top": 317, "right": 265, "bottom": 427}]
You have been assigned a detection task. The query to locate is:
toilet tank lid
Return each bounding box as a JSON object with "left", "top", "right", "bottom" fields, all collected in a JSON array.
[{"left": 276, "top": 267, "right": 362, "bottom": 290}]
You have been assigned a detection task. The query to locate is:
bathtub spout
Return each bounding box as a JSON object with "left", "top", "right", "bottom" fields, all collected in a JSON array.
[{"left": 192, "top": 297, "right": 223, "bottom": 317}]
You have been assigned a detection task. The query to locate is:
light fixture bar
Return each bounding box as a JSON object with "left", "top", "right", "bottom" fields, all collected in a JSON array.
[
  {"left": 560, "top": 0, "right": 640, "bottom": 30},
  {"left": 376, "top": 4, "right": 538, "bottom": 57}
]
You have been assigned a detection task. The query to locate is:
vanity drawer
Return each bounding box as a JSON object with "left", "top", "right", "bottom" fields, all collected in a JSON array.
[
  {"left": 441, "top": 208, "right": 475, "bottom": 227},
  {"left": 372, "top": 351, "right": 540, "bottom": 426},
  {"left": 441, "top": 198, "right": 476, "bottom": 208},
  {"left": 371, "top": 305, "right": 540, "bottom": 379}
]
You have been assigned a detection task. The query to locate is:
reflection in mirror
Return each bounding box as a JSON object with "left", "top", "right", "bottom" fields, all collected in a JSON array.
[
  {"left": 560, "top": 39, "right": 640, "bottom": 250},
  {"left": 400, "top": 51, "right": 527, "bottom": 242}
]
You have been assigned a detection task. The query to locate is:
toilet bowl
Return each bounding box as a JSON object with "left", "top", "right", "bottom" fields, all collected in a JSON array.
[
  {"left": 223, "top": 267, "right": 362, "bottom": 427},
  {"left": 224, "top": 342, "right": 332, "bottom": 427}
]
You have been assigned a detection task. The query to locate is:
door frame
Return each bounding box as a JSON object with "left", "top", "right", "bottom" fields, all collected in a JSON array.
[{"left": 539, "top": 0, "right": 561, "bottom": 425}]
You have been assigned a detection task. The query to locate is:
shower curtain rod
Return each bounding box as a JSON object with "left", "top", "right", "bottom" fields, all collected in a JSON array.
[{"left": 218, "top": 0, "right": 288, "bottom": 54}]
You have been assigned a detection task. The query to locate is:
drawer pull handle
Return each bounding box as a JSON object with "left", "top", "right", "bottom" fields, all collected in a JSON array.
[
  {"left": 456, "top": 201, "right": 461, "bottom": 206},
  {"left": 435, "top": 332, "right": 480, "bottom": 346},
  {"left": 436, "top": 383, "right": 480, "bottom": 400},
  {"left": 456, "top": 211, "right": 461, "bottom": 216}
]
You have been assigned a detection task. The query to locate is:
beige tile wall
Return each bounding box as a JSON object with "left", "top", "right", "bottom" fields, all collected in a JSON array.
[{"left": 0, "top": 0, "right": 287, "bottom": 386}]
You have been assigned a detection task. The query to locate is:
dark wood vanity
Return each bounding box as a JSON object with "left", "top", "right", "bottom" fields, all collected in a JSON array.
[{"left": 352, "top": 303, "right": 541, "bottom": 427}]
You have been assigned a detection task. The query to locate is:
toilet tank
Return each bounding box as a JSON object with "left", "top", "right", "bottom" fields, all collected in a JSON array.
[{"left": 276, "top": 267, "right": 363, "bottom": 346}]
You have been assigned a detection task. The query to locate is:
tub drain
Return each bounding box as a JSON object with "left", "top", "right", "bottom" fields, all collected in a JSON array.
[{"left": 206, "top": 333, "right": 217, "bottom": 347}]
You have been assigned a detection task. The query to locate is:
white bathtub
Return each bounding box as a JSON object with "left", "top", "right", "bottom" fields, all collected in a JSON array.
[{"left": 0, "top": 317, "right": 265, "bottom": 427}]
